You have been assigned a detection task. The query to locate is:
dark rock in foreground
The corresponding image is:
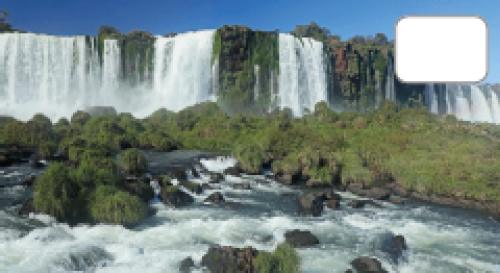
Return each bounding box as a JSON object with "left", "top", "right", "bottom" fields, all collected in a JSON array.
[
  {"left": 348, "top": 200, "right": 382, "bottom": 209},
  {"left": 348, "top": 256, "right": 388, "bottom": 273},
  {"left": 284, "top": 229, "right": 320, "bottom": 247},
  {"left": 179, "top": 257, "right": 195, "bottom": 273},
  {"left": 298, "top": 193, "right": 325, "bottom": 217},
  {"left": 223, "top": 166, "right": 241, "bottom": 176},
  {"left": 171, "top": 169, "right": 188, "bottom": 182},
  {"left": 204, "top": 192, "right": 225, "bottom": 204},
  {"left": 201, "top": 245, "right": 259, "bottom": 273},
  {"left": 18, "top": 198, "right": 36, "bottom": 215},
  {"left": 121, "top": 181, "right": 155, "bottom": 202},
  {"left": 160, "top": 187, "right": 194, "bottom": 208},
  {"left": 380, "top": 233, "right": 408, "bottom": 264},
  {"left": 231, "top": 182, "right": 251, "bottom": 190}
]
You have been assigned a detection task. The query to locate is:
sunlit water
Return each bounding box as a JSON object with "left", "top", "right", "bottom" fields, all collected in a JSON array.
[{"left": 0, "top": 153, "right": 499, "bottom": 272}]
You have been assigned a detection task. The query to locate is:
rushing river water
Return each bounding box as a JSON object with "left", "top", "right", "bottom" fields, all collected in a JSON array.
[{"left": 0, "top": 152, "right": 499, "bottom": 273}]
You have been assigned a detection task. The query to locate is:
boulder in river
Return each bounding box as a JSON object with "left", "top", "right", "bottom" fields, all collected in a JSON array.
[
  {"left": 160, "top": 185, "right": 194, "bottom": 208},
  {"left": 204, "top": 192, "right": 225, "bottom": 204},
  {"left": 179, "top": 181, "right": 203, "bottom": 194},
  {"left": 348, "top": 256, "right": 388, "bottom": 273},
  {"left": 209, "top": 173, "right": 224, "bottom": 183},
  {"left": 380, "top": 232, "right": 408, "bottom": 264},
  {"left": 284, "top": 229, "right": 320, "bottom": 247},
  {"left": 179, "top": 256, "right": 195, "bottom": 273},
  {"left": 201, "top": 245, "right": 259, "bottom": 273},
  {"left": 348, "top": 200, "right": 382, "bottom": 209},
  {"left": 231, "top": 182, "right": 251, "bottom": 190},
  {"left": 223, "top": 166, "right": 241, "bottom": 176},
  {"left": 298, "top": 192, "right": 325, "bottom": 216}
]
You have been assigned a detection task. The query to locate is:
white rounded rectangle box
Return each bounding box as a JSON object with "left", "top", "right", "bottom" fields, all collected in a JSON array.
[{"left": 395, "top": 16, "right": 488, "bottom": 83}]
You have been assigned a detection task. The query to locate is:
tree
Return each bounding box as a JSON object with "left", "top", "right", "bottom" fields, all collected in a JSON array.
[
  {"left": 350, "top": 35, "right": 366, "bottom": 44},
  {"left": 374, "top": 33, "right": 388, "bottom": 45},
  {"left": 291, "top": 21, "right": 331, "bottom": 43}
]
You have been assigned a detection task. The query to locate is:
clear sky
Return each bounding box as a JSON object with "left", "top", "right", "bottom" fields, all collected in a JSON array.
[{"left": 3, "top": 0, "right": 499, "bottom": 83}]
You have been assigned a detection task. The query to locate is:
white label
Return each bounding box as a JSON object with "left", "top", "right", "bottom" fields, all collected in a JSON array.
[{"left": 395, "top": 16, "right": 488, "bottom": 83}]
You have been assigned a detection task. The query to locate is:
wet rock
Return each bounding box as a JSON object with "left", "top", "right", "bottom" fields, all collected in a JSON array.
[
  {"left": 18, "top": 198, "right": 36, "bottom": 215},
  {"left": 348, "top": 200, "right": 382, "bottom": 209},
  {"left": 264, "top": 174, "right": 277, "bottom": 180},
  {"left": 160, "top": 187, "right": 194, "bottom": 208},
  {"left": 171, "top": 169, "right": 188, "bottom": 182},
  {"left": 364, "top": 188, "right": 391, "bottom": 201},
  {"left": 204, "top": 192, "right": 225, "bottom": 204},
  {"left": 121, "top": 181, "right": 155, "bottom": 202},
  {"left": 231, "top": 182, "right": 251, "bottom": 190},
  {"left": 277, "top": 174, "right": 300, "bottom": 185},
  {"left": 201, "top": 245, "right": 259, "bottom": 273},
  {"left": 380, "top": 233, "right": 408, "bottom": 264},
  {"left": 179, "top": 181, "right": 203, "bottom": 194},
  {"left": 179, "top": 257, "right": 195, "bottom": 273},
  {"left": 284, "top": 229, "right": 320, "bottom": 247},
  {"left": 223, "top": 166, "right": 241, "bottom": 176},
  {"left": 326, "top": 199, "right": 340, "bottom": 210},
  {"left": 349, "top": 256, "right": 388, "bottom": 273},
  {"left": 298, "top": 193, "right": 325, "bottom": 216},
  {"left": 201, "top": 183, "right": 213, "bottom": 190},
  {"left": 21, "top": 175, "right": 37, "bottom": 187},
  {"left": 30, "top": 160, "right": 45, "bottom": 169},
  {"left": 190, "top": 166, "right": 200, "bottom": 178},
  {"left": 209, "top": 173, "right": 224, "bottom": 183},
  {"left": 323, "top": 189, "right": 342, "bottom": 201},
  {"left": 387, "top": 197, "right": 404, "bottom": 205},
  {"left": 306, "top": 179, "right": 332, "bottom": 188}
]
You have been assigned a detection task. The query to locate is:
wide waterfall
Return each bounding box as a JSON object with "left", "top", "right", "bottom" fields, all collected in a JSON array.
[
  {"left": 152, "top": 30, "right": 216, "bottom": 112},
  {"left": 278, "top": 33, "right": 327, "bottom": 116},
  {"left": 425, "top": 84, "right": 439, "bottom": 114},
  {"left": 0, "top": 30, "right": 216, "bottom": 121},
  {"left": 385, "top": 57, "right": 396, "bottom": 102}
]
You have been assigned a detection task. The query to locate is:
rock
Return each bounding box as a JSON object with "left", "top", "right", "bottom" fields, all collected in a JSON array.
[
  {"left": 277, "top": 174, "right": 300, "bottom": 185},
  {"left": 21, "top": 175, "right": 36, "bottom": 187},
  {"left": 18, "top": 198, "right": 36, "bottom": 215},
  {"left": 179, "top": 257, "right": 195, "bottom": 273},
  {"left": 364, "top": 188, "right": 391, "bottom": 200},
  {"left": 201, "top": 183, "right": 213, "bottom": 190},
  {"left": 306, "top": 179, "right": 332, "bottom": 188},
  {"left": 326, "top": 199, "right": 340, "bottom": 210},
  {"left": 264, "top": 174, "right": 277, "bottom": 180},
  {"left": 179, "top": 181, "right": 203, "bottom": 195},
  {"left": 209, "top": 173, "right": 224, "bottom": 183},
  {"left": 205, "top": 192, "right": 225, "bottom": 204},
  {"left": 231, "top": 182, "right": 251, "bottom": 190},
  {"left": 201, "top": 245, "right": 259, "bottom": 273},
  {"left": 284, "top": 229, "right": 320, "bottom": 247},
  {"left": 298, "top": 193, "right": 325, "bottom": 216},
  {"left": 30, "top": 160, "right": 45, "bottom": 169},
  {"left": 323, "top": 189, "right": 342, "bottom": 201},
  {"left": 387, "top": 197, "right": 404, "bottom": 205},
  {"left": 160, "top": 187, "right": 194, "bottom": 208},
  {"left": 380, "top": 233, "right": 408, "bottom": 264},
  {"left": 350, "top": 256, "right": 388, "bottom": 273},
  {"left": 171, "top": 169, "right": 188, "bottom": 182},
  {"left": 121, "top": 181, "right": 155, "bottom": 202},
  {"left": 85, "top": 106, "right": 118, "bottom": 117},
  {"left": 190, "top": 166, "right": 200, "bottom": 178},
  {"left": 348, "top": 200, "right": 382, "bottom": 209},
  {"left": 223, "top": 166, "right": 241, "bottom": 176},
  {"left": 194, "top": 163, "right": 208, "bottom": 173}
]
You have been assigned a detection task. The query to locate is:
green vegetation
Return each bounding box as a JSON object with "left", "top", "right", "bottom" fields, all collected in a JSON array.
[
  {"left": 254, "top": 242, "right": 301, "bottom": 273},
  {"left": 118, "top": 148, "right": 148, "bottom": 175}
]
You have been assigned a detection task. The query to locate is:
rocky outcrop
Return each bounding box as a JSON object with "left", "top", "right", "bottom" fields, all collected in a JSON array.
[
  {"left": 348, "top": 256, "right": 388, "bottom": 273},
  {"left": 379, "top": 233, "right": 408, "bottom": 264},
  {"left": 284, "top": 229, "right": 320, "bottom": 247},
  {"left": 204, "top": 192, "right": 225, "bottom": 204},
  {"left": 201, "top": 245, "right": 259, "bottom": 273},
  {"left": 298, "top": 193, "right": 325, "bottom": 217},
  {"left": 159, "top": 187, "right": 194, "bottom": 208},
  {"left": 179, "top": 257, "right": 195, "bottom": 273}
]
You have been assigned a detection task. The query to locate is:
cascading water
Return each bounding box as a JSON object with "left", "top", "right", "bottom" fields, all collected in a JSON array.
[
  {"left": 278, "top": 34, "right": 327, "bottom": 116},
  {"left": 152, "top": 30, "right": 216, "bottom": 112},
  {"left": 385, "top": 57, "right": 396, "bottom": 101},
  {"left": 0, "top": 33, "right": 102, "bottom": 120},
  {"left": 488, "top": 87, "right": 500, "bottom": 124},
  {"left": 101, "top": 39, "right": 121, "bottom": 104},
  {"left": 453, "top": 86, "right": 472, "bottom": 121},
  {"left": 425, "top": 84, "right": 438, "bottom": 114},
  {"left": 469, "top": 85, "right": 492, "bottom": 123}
]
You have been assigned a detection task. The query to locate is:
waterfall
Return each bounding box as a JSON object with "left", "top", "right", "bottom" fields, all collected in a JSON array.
[
  {"left": 425, "top": 84, "right": 439, "bottom": 114},
  {"left": 152, "top": 30, "right": 216, "bottom": 112},
  {"left": 278, "top": 33, "right": 327, "bottom": 116},
  {"left": 101, "top": 39, "right": 121, "bottom": 104},
  {"left": 254, "top": 65, "right": 259, "bottom": 100},
  {"left": 453, "top": 86, "right": 471, "bottom": 121},
  {"left": 488, "top": 87, "right": 500, "bottom": 124},
  {"left": 0, "top": 33, "right": 102, "bottom": 120},
  {"left": 469, "top": 85, "right": 492, "bottom": 123},
  {"left": 385, "top": 57, "right": 396, "bottom": 101}
]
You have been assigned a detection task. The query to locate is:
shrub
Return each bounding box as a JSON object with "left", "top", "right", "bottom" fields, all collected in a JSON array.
[
  {"left": 33, "top": 163, "right": 81, "bottom": 219},
  {"left": 118, "top": 148, "right": 148, "bottom": 175},
  {"left": 272, "top": 153, "right": 301, "bottom": 175},
  {"left": 55, "top": 117, "right": 70, "bottom": 126},
  {"left": 234, "top": 143, "right": 264, "bottom": 174},
  {"left": 254, "top": 242, "right": 300, "bottom": 273},
  {"left": 71, "top": 110, "right": 92, "bottom": 126},
  {"left": 30, "top": 113, "right": 52, "bottom": 126},
  {"left": 89, "top": 185, "right": 147, "bottom": 226}
]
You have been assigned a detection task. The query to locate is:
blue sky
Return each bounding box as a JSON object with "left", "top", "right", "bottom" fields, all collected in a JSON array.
[{"left": 3, "top": 0, "right": 499, "bottom": 83}]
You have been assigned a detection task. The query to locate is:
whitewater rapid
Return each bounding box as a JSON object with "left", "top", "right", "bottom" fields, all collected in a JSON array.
[{"left": 0, "top": 155, "right": 498, "bottom": 272}]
